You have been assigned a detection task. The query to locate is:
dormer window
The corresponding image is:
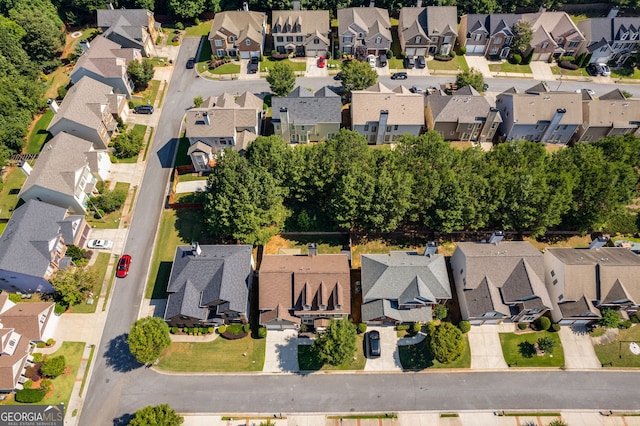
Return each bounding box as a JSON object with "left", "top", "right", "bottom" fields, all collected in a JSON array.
[
  {"left": 632, "top": 33, "right": 638, "bottom": 40},
  {"left": 375, "top": 36, "right": 382, "bottom": 44},
  {"left": 415, "top": 36, "right": 421, "bottom": 43},
  {"left": 245, "top": 39, "right": 251, "bottom": 46},
  {"left": 622, "top": 32, "right": 629, "bottom": 40}
]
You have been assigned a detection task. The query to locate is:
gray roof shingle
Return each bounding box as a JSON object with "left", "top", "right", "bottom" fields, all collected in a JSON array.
[{"left": 271, "top": 86, "right": 341, "bottom": 125}]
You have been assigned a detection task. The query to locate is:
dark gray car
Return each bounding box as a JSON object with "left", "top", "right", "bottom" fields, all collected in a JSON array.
[{"left": 366, "top": 330, "right": 381, "bottom": 358}]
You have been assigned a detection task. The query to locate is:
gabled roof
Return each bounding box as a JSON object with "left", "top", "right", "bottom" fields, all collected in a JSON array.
[
  {"left": 48, "top": 77, "right": 115, "bottom": 132},
  {"left": 558, "top": 295, "right": 601, "bottom": 319},
  {"left": 272, "top": 10, "right": 329, "bottom": 36},
  {"left": 97, "top": 8, "right": 153, "bottom": 29},
  {"left": 71, "top": 36, "right": 139, "bottom": 81},
  {"left": 338, "top": 7, "right": 391, "bottom": 41},
  {"left": 259, "top": 303, "right": 301, "bottom": 325},
  {"left": 351, "top": 83, "right": 425, "bottom": 126},
  {"left": 428, "top": 86, "right": 501, "bottom": 124},
  {"left": 361, "top": 299, "right": 433, "bottom": 323},
  {"left": 0, "top": 297, "right": 54, "bottom": 341},
  {"left": 272, "top": 86, "right": 341, "bottom": 125},
  {"left": 102, "top": 15, "right": 148, "bottom": 46},
  {"left": 209, "top": 11, "right": 265, "bottom": 40},
  {"left": 578, "top": 17, "right": 640, "bottom": 46},
  {"left": 582, "top": 95, "right": 640, "bottom": 128},
  {"left": 599, "top": 88, "right": 628, "bottom": 100},
  {"left": 497, "top": 90, "right": 582, "bottom": 125},
  {"left": 464, "top": 276, "right": 511, "bottom": 317}
]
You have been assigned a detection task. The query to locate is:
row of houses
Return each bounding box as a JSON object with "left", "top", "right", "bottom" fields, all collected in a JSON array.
[
  {"left": 162, "top": 234, "right": 640, "bottom": 331},
  {"left": 209, "top": 4, "right": 639, "bottom": 66}
]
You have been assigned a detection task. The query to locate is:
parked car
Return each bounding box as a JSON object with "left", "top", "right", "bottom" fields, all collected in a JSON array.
[
  {"left": 248, "top": 56, "right": 259, "bottom": 74},
  {"left": 391, "top": 72, "right": 408, "bottom": 80},
  {"left": 404, "top": 56, "right": 415, "bottom": 69},
  {"left": 409, "top": 85, "right": 423, "bottom": 94},
  {"left": 576, "top": 88, "right": 595, "bottom": 96},
  {"left": 599, "top": 63, "right": 611, "bottom": 77},
  {"left": 587, "top": 63, "right": 603, "bottom": 76},
  {"left": 186, "top": 57, "right": 196, "bottom": 69},
  {"left": 317, "top": 56, "right": 326, "bottom": 68},
  {"left": 87, "top": 239, "right": 113, "bottom": 250},
  {"left": 134, "top": 105, "right": 154, "bottom": 114},
  {"left": 379, "top": 54, "right": 387, "bottom": 67},
  {"left": 416, "top": 55, "right": 426, "bottom": 69},
  {"left": 116, "top": 254, "right": 132, "bottom": 278},
  {"left": 366, "top": 330, "right": 381, "bottom": 358},
  {"left": 367, "top": 54, "right": 376, "bottom": 68}
]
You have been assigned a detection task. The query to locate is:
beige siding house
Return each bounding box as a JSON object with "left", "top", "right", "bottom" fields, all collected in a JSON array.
[
  {"left": 272, "top": 10, "right": 330, "bottom": 57},
  {"left": 398, "top": 6, "right": 457, "bottom": 57},
  {"left": 576, "top": 89, "right": 640, "bottom": 142},
  {"left": 338, "top": 6, "right": 391, "bottom": 56},
  {"left": 208, "top": 11, "right": 266, "bottom": 59}
]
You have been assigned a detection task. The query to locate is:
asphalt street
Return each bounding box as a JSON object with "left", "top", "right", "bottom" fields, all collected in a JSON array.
[{"left": 78, "top": 38, "right": 640, "bottom": 426}]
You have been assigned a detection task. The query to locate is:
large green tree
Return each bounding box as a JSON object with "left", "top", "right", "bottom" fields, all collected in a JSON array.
[
  {"left": 427, "top": 321, "right": 464, "bottom": 364},
  {"left": 511, "top": 21, "right": 533, "bottom": 55},
  {"left": 456, "top": 68, "right": 485, "bottom": 92},
  {"left": 312, "top": 318, "right": 357, "bottom": 366},
  {"left": 266, "top": 61, "right": 295, "bottom": 97},
  {"left": 169, "top": 0, "right": 206, "bottom": 19},
  {"left": 51, "top": 267, "right": 96, "bottom": 307},
  {"left": 128, "top": 404, "right": 184, "bottom": 426},
  {"left": 340, "top": 59, "right": 377, "bottom": 93},
  {"left": 40, "top": 355, "right": 66, "bottom": 378},
  {"left": 127, "top": 317, "right": 171, "bottom": 365},
  {"left": 127, "top": 59, "right": 155, "bottom": 91}
]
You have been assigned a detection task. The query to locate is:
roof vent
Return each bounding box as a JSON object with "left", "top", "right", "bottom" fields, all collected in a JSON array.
[{"left": 308, "top": 243, "right": 318, "bottom": 257}]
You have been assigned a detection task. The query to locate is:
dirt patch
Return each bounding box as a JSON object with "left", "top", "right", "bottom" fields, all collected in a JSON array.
[
  {"left": 591, "top": 328, "right": 619, "bottom": 345},
  {"left": 263, "top": 235, "right": 293, "bottom": 255}
]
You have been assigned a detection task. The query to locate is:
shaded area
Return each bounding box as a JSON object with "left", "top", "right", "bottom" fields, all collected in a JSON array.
[
  {"left": 156, "top": 137, "right": 178, "bottom": 168},
  {"left": 398, "top": 334, "right": 471, "bottom": 370},
  {"left": 104, "top": 334, "right": 143, "bottom": 373}
]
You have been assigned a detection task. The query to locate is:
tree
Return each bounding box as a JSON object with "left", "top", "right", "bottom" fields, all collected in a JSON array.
[
  {"left": 600, "top": 309, "right": 620, "bottom": 328},
  {"left": 193, "top": 96, "right": 204, "bottom": 107},
  {"left": 128, "top": 404, "right": 184, "bottom": 426},
  {"left": 127, "top": 59, "right": 155, "bottom": 91},
  {"left": 427, "top": 321, "right": 464, "bottom": 364},
  {"left": 127, "top": 317, "right": 171, "bottom": 365},
  {"left": 536, "top": 336, "right": 556, "bottom": 354},
  {"left": 266, "top": 62, "right": 295, "bottom": 97},
  {"left": 535, "top": 316, "right": 551, "bottom": 331},
  {"left": 434, "top": 305, "right": 448, "bottom": 321},
  {"left": 51, "top": 267, "right": 96, "bottom": 307},
  {"left": 511, "top": 21, "right": 533, "bottom": 55},
  {"left": 113, "top": 129, "right": 144, "bottom": 159},
  {"left": 40, "top": 355, "right": 66, "bottom": 378},
  {"left": 93, "top": 187, "right": 127, "bottom": 214},
  {"left": 340, "top": 59, "right": 377, "bottom": 93},
  {"left": 312, "top": 318, "right": 357, "bottom": 366},
  {"left": 10, "top": 8, "right": 64, "bottom": 65},
  {"left": 455, "top": 67, "right": 485, "bottom": 92},
  {"left": 169, "top": 0, "right": 206, "bottom": 19}
]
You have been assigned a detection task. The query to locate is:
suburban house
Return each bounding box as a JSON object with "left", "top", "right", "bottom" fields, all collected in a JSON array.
[
  {"left": 361, "top": 249, "right": 452, "bottom": 325},
  {"left": 47, "top": 76, "right": 129, "bottom": 150},
  {"left": 577, "top": 10, "right": 640, "bottom": 65},
  {"left": 495, "top": 83, "right": 582, "bottom": 144},
  {"left": 576, "top": 89, "right": 640, "bottom": 142},
  {"left": 271, "top": 86, "right": 341, "bottom": 143},
  {"left": 0, "top": 200, "right": 91, "bottom": 294},
  {"left": 259, "top": 245, "right": 350, "bottom": 330},
  {"left": 70, "top": 35, "right": 140, "bottom": 98},
  {"left": 426, "top": 85, "right": 502, "bottom": 143},
  {"left": 184, "top": 92, "right": 264, "bottom": 172},
  {"left": 0, "top": 292, "right": 55, "bottom": 392},
  {"left": 19, "top": 132, "right": 111, "bottom": 215},
  {"left": 398, "top": 6, "right": 458, "bottom": 57},
  {"left": 208, "top": 10, "right": 267, "bottom": 59},
  {"left": 338, "top": 6, "right": 392, "bottom": 56},
  {"left": 459, "top": 9, "right": 584, "bottom": 60},
  {"left": 272, "top": 10, "right": 330, "bottom": 57},
  {"left": 451, "top": 232, "right": 552, "bottom": 325},
  {"left": 96, "top": 7, "right": 160, "bottom": 57},
  {"left": 544, "top": 247, "right": 640, "bottom": 325},
  {"left": 351, "top": 83, "right": 425, "bottom": 144},
  {"left": 164, "top": 244, "right": 254, "bottom": 328}
]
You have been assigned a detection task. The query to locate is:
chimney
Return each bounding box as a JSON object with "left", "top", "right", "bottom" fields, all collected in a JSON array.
[
  {"left": 607, "top": 6, "right": 620, "bottom": 18},
  {"left": 47, "top": 98, "right": 59, "bottom": 114},
  {"left": 589, "top": 236, "right": 609, "bottom": 249},
  {"left": 279, "top": 107, "right": 291, "bottom": 142},
  {"left": 203, "top": 111, "right": 211, "bottom": 126},
  {"left": 424, "top": 241, "right": 438, "bottom": 256},
  {"left": 539, "top": 3, "right": 546, "bottom": 13},
  {"left": 106, "top": 1, "right": 114, "bottom": 9},
  {"left": 308, "top": 243, "right": 318, "bottom": 257},
  {"left": 242, "top": 1, "right": 248, "bottom": 11},
  {"left": 79, "top": 39, "right": 91, "bottom": 53},
  {"left": 488, "top": 230, "right": 505, "bottom": 244},
  {"left": 18, "top": 160, "right": 32, "bottom": 177},
  {"left": 416, "top": 0, "right": 422, "bottom": 6},
  {"left": 369, "top": 0, "right": 375, "bottom": 7},
  {"left": 376, "top": 110, "right": 389, "bottom": 145},
  {"left": 293, "top": 0, "right": 300, "bottom": 10},
  {"left": 191, "top": 242, "right": 202, "bottom": 256}
]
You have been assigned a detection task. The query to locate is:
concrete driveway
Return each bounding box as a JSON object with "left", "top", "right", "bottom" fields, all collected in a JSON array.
[
  {"left": 263, "top": 329, "right": 299, "bottom": 373},
  {"left": 305, "top": 57, "right": 328, "bottom": 77},
  {"left": 559, "top": 325, "right": 602, "bottom": 369},
  {"left": 364, "top": 326, "right": 403, "bottom": 372},
  {"left": 465, "top": 55, "right": 492, "bottom": 78},
  {"left": 467, "top": 325, "right": 508, "bottom": 369}
]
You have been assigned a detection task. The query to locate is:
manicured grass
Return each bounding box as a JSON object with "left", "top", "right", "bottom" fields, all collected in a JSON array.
[
  {"left": 177, "top": 173, "right": 208, "bottom": 183},
  {"left": 184, "top": 20, "right": 212, "bottom": 37},
  {"left": 428, "top": 55, "right": 469, "bottom": 72},
  {"left": 86, "top": 182, "right": 130, "bottom": 229},
  {"left": 210, "top": 62, "right": 241, "bottom": 75},
  {"left": 500, "top": 331, "right": 564, "bottom": 367},
  {"left": 260, "top": 58, "right": 307, "bottom": 73},
  {"left": 399, "top": 335, "right": 471, "bottom": 369},
  {"left": 26, "top": 110, "right": 54, "bottom": 154},
  {"left": 594, "top": 325, "right": 640, "bottom": 367},
  {"left": 550, "top": 65, "right": 588, "bottom": 77},
  {"left": 197, "top": 37, "right": 213, "bottom": 72},
  {"left": 298, "top": 334, "right": 366, "bottom": 371},
  {"left": 158, "top": 336, "right": 265, "bottom": 371},
  {"left": 69, "top": 252, "right": 110, "bottom": 313},
  {"left": 145, "top": 209, "right": 204, "bottom": 299},
  {"left": 388, "top": 58, "right": 404, "bottom": 70},
  {"left": 174, "top": 136, "right": 192, "bottom": 167},
  {"left": 489, "top": 62, "right": 532, "bottom": 74},
  {"left": 611, "top": 66, "right": 640, "bottom": 80},
  {"left": 130, "top": 80, "right": 161, "bottom": 108},
  {"left": 0, "top": 167, "right": 26, "bottom": 220}
]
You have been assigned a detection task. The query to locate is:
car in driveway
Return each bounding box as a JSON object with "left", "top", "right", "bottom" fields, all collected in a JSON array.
[
  {"left": 587, "top": 63, "right": 607, "bottom": 76},
  {"left": 391, "top": 72, "right": 408, "bottom": 80},
  {"left": 404, "top": 56, "right": 415, "bottom": 69},
  {"left": 134, "top": 105, "right": 154, "bottom": 114},
  {"left": 116, "top": 254, "right": 131, "bottom": 278},
  {"left": 409, "top": 85, "right": 423, "bottom": 94},
  {"left": 366, "top": 330, "right": 381, "bottom": 358},
  {"left": 317, "top": 56, "right": 326, "bottom": 68},
  {"left": 416, "top": 55, "right": 426, "bottom": 69},
  {"left": 379, "top": 54, "right": 387, "bottom": 67},
  {"left": 248, "top": 56, "right": 259, "bottom": 73},
  {"left": 186, "top": 57, "right": 196, "bottom": 69},
  {"left": 367, "top": 54, "right": 376, "bottom": 68},
  {"left": 87, "top": 239, "right": 113, "bottom": 250},
  {"left": 599, "top": 63, "right": 611, "bottom": 76}
]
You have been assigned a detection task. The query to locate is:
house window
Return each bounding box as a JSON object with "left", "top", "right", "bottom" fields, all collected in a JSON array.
[
  {"left": 214, "top": 39, "right": 223, "bottom": 47},
  {"left": 632, "top": 33, "right": 638, "bottom": 40},
  {"left": 474, "top": 33, "right": 482, "bottom": 41},
  {"left": 490, "top": 47, "right": 499, "bottom": 55},
  {"left": 386, "top": 125, "right": 391, "bottom": 132},
  {"left": 622, "top": 32, "right": 629, "bottom": 40},
  {"left": 559, "top": 294, "right": 564, "bottom": 301},
  {"left": 553, "top": 279, "right": 558, "bottom": 285},
  {"left": 444, "top": 36, "right": 452, "bottom": 43},
  {"left": 550, "top": 270, "right": 555, "bottom": 277},
  {"left": 245, "top": 39, "right": 251, "bottom": 46},
  {"left": 494, "top": 36, "right": 502, "bottom": 44},
  {"left": 376, "top": 36, "right": 382, "bottom": 44},
  {"left": 394, "top": 124, "right": 398, "bottom": 130},
  {"left": 358, "top": 32, "right": 364, "bottom": 39},
  {"left": 314, "top": 38, "right": 320, "bottom": 44},
  {"left": 217, "top": 49, "right": 225, "bottom": 56},
  {"left": 344, "top": 46, "right": 352, "bottom": 53},
  {"left": 364, "top": 124, "right": 369, "bottom": 131},
  {"left": 568, "top": 41, "right": 580, "bottom": 48},
  {"left": 277, "top": 36, "right": 284, "bottom": 42},
  {"left": 541, "top": 41, "right": 548, "bottom": 49},
  {"left": 228, "top": 36, "right": 235, "bottom": 42},
  {"left": 416, "top": 36, "right": 421, "bottom": 43},
  {"left": 371, "top": 126, "right": 377, "bottom": 132},
  {"left": 296, "top": 36, "right": 303, "bottom": 42},
  {"left": 344, "top": 36, "right": 353, "bottom": 44},
  {"left": 286, "top": 36, "right": 293, "bottom": 42}
]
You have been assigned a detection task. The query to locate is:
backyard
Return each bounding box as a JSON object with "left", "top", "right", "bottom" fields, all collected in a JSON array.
[
  {"left": 298, "top": 334, "right": 366, "bottom": 371},
  {"left": 0, "top": 167, "right": 26, "bottom": 224},
  {"left": 25, "top": 110, "right": 54, "bottom": 154},
  {"left": 500, "top": 331, "right": 564, "bottom": 368},
  {"left": 594, "top": 325, "right": 640, "bottom": 367},
  {"left": 398, "top": 335, "right": 471, "bottom": 369}
]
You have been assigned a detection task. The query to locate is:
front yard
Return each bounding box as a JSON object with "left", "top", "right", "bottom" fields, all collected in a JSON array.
[
  {"left": 594, "top": 325, "right": 640, "bottom": 367},
  {"left": 500, "top": 331, "right": 564, "bottom": 367},
  {"left": 130, "top": 80, "right": 161, "bottom": 108},
  {"left": 298, "top": 334, "right": 366, "bottom": 371},
  {"left": 489, "top": 62, "right": 532, "bottom": 74},
  {"left": 398, "top": 335, "right": 471, "bottom": 369},
  {"left": 69, "top": 252, "right": 110, "bottom": 313},
  {"left": 428, "top": 55, "right": 469, "bottom": 72},
  {"left": 86, "top": 182, "right": 130, "bottom": 229},
  {"left": 550, "top": 66, "right": 588, "bottom": 77},
  {"left": 260, "top": 58, "right": 307, "bottom": 73}
]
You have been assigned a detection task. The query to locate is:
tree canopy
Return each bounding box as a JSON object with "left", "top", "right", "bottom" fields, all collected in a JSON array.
[
  {"left": 127, "top": 59, "right": 155, "bottom": 91},
  {"left": 511, "top": 21, "right": 533, "bottom": 55},
  {"left": 266, "top": 61, "right": 296, "bottom": 97},
  {"left": 127, "top": 317, "right": 171, "bottom": 365},
  {"left": 341, "top": 59, "right": 378, "bottom": 93},
  {"left": 456, "top": 68, "right": 485, "bottom": 92},
  {"left": 128, "top": 404, "right": 184, "bottom": 426},
  {"left": 312, "top": 318, "right": 357, "bottom": 366},
  {"left": 51, "top": 267, "right": 96, "bottom": 307},
  {"left": 427, "top": 321, "right": 464, "bottom": 364}
]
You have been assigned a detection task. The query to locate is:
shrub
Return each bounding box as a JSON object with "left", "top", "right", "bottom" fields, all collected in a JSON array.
[
  {"left": 536, "top": 336, "right": 556, "bottom": 354},
  {"left": 36, "top": 342, "right": 46, "bottom": 348},
  {"left": 46, "top": 338, "right": 55, "bottom": 347},
  {"left": 397, "top": 324, "right": 410, "bottom": 331},
  {"left": 8, "top": 293, "right": 21, "bottom": 303},
  {"left": 357, "top": 323, "right": 367, "bottom": 334},
  {"left": 15, "top": 388, "right": 46, "bottom": 403},
  {"left": 548, "top": 420, "right": 568, "bottom": 426},
  {"left": 226, "top": 324, "right": 245, "bottom": 335},
  {"left": 620, "top": 320, "right": 633, "bottom": 329},
  {"left": 510, "top": 53, "right": 522, "bottom": 64},
  {"left": 243, "top": 323, "right": 250, "bottom": 333},
  {"left": 558, "top": 55, "right": 575, "bottom": 63},
  {"left": 23, "top": 379, "right": 33, "bottom": 389},
  {"left": 535, "top": 316, "right": 551, "bottom": 331},
  {"left": 194, "top": 17, "right": 200, "bottom": 25},
  {"left": 632, "top": 314, "right": 639, "bottom": 324},
  {"left": 449, "top": 51, "right": 456, "bottom": 58},
  {"left": 175, "top": 22, "right": 184, "bottom": 30},
  {"left": 32, "top": 353, "right": 43, "bottom": 363},
  {"left": 386, "top": 50, "right": 394, "bottom": 59},
  {"left": 551, "top": 323, "right": 561, "bottom": 332},
  {"left": 522, "top": 49, "right": 534, "bottom": 65},
  {"left": 170, "top": 327, "right": 178, "bottom": 334},
  {"left": 518, "top": 322, "right": 528, "bottom": 330},
  {"left": 258, "top": 327, "right": 267, "bottom": 338},
  {"left": 559, "top": 61, "right": 578, "bottom": 70},
  {"left": 41, "top": 355, "right": 66, "bottom": 378},
  {"left": 217, "top": 325, "right": 227, "bottom": 334},
  {"left": 434, "top": 305, "right": 448, "bottom": 320},
  {"left": 208, "top": 327, "right": 214, "bottom": 334},
  {"left": 57, "top": 85, "right": 68, "bottom": 100},
  {"left": 458, "top": 46, "right": 467, "bottom": 55},
  {"left": 600, "top": 309, "right": 620, "bottom": 328},
  {"left": 411, "top": 322, "right": 422, "bottom": 334},
  {"left": 547, "top": 56, "right": 554, "bottom": 63},
  {"left": 589, "top": 326, "right": 606, "bottom": 337},
  {"left": 458, "top": 321, "right": 471, "bottom": 334}
]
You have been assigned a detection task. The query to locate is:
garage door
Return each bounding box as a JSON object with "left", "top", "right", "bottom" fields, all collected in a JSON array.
[
  {"left": 250, "top": 51, "right": 260, "bottom": 58},
  {"left": 415, "top": 48, "right": 427, "bottom": 56},
  {"left": 240, "top": 51, "right": 250, "bottom": 59},
  {"left": 405, "top": 47, "right": 416, "bottom": 56},
  {"left": 467, "top": 44, "right": 484, "bottom": 54}
]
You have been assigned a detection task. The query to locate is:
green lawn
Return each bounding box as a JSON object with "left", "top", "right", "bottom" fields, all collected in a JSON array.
[
  {"left": 550, "top": 66, "right": 588, "bottom": 77},
  {"left": 130, "top": 80, "right": 161, "bottom": 108},
  {"left": 158, "top": 335, "right": 265, "bottom": 372},
  {"left": 489, "top": 62, "right": 532, "bottom": 74},
  {"left": 298, "top": 335, "right": 366, "bottom": 371},
  {"left": 86, "top": 182, "right": 130, "bottom": 229},
  {"left": 210, "top": 62, "right": 241, "bottom": 75},
  {"left": 388, "top": 58, "right": 404, "bottom": 70},
  {"left": 399, "top": 335, "right": 471, "bottom": 369},
  {"left": 177, "top": 173, "right": 208, "bottom": 183},
  {"left": 69, "top": 253, "right": 110, "bottom": 313},
  {"left": 594, "top": 325, "right": 640, "bottom": 367},
  {"left": 174, "top": 136, "right": 192, "bottom": 167},
  {"left": 428, "top": 55, "right": 469, "bottom": 72},
  {"left": 0, "top": 167, "right": 26, "bottom": 220},
  {"left": 260, "top": 58, "right": 307, "bottom": 73},
  {"left": 145, "top": 209, "right": 204, "bottom": 299},
  {"left": 184, "top": 20, "right": 212, "bottom": 37},
  {"left": 611, "top": 66, "right": 640, "bottom": 80},
  {"left": 500, "top": 331, "right": 564, "bottom": 367},
  {"left": 26, "top": 110, "right": 54, "bottom": 154},
  {"left": 197, "top": 37, "right": 213, "bottom": 72}
]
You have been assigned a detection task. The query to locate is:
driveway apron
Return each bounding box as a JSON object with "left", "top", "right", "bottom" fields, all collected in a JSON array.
[
  {"left": 559, "top": 325, "right": 602, "bottom": 369},
  {"left": 467, "top": 325, "right": 508, "bottom": 369},
  {"left": 364, "top": 326, "right": 403, "bottom": 372}
]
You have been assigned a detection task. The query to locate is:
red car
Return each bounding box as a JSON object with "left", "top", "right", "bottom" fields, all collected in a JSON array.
[
  {"left": 116, "top": 254, "right": 132, "bottom": 278},
  {"left": 317, "top": 56, "right": 326, "bottom": 68}
]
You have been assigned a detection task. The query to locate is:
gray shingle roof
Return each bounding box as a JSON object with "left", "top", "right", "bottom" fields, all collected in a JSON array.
[
  {"left": 97, "top": 8, "right": 153, "bottom": 28},
  {"left": 71, "top": 36, "right": 138, "bottom": 80},
  {"left": 338, "top": 7, "right": 391, "bottom": 41},
  {"left": 428, "top": 86, "right": 501, "bottom": 124},
  {"left": 47, "top": 77, "right": 115, "bottom": 132},
  {"left": 361, "top": 299, "right": 433, "bottom": 323},
  {"left": 271, "top": 86, "right": 341, "bottom": 125},
  {"left": 558, "top": 295, "right": 600, "bottom": 319}
]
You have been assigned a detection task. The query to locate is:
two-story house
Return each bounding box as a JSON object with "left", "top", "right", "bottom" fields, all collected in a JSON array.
[
  {"left": 578, "top": 9, "right": 640, "bottom": 65},
  {"left": 495, "top": 83, "right": 582, "bottom": 144},
  {"left": 338, "top": 6, "right": 391, "bottom": 56},
  {"left": 97, "top": 7, "right": 160, "bottom": 57},
  {"left": 351, "top": 83, "right": 425, "bottom": 144},
  {"left": 272, "top": 86, "right": 341, "bottom": 143},
  {"left": 208, "top": 10, "right": 266, "bottom": 59},
  {"left": 527, "top": 10, "right": 585, "bottom": 61},
  {"left": 272, "top": 10, "right": 330, "bottom": 57},
  {"left": 185, "top": 92, "right": 264, "bottom": 172},
  {"left": 398, "top": 6, "right": 458, "bottom": 57},
  {"left": 451, "top": 232, "right": 552, "bottom": 325},
  {"left": 19, "top": 132, "right": 110, "bottom": 215},
  {"left": 459, "top": 13, "right": 522, "bottom": 57},
  {"left": 47, "top": 76, "right": 129, "bottom": 150},
  {"left": 70, "top": 36, "right": 140, "bottom": 98},
  {"left": 426, "top": 85, "right": 502, "bottom": 143},
  {"left": 576, "top": 89, "right": 640, "bottom": 142},
  {"left": 0, "top": 200, "right": 91, "bottom": 294}
]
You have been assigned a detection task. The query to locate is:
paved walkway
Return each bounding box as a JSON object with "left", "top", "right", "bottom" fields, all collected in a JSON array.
[
  {"left": 364, "top": 326, "right": 403, "bottom": 372},
  {"left": 559, "top": 326, "right": 602, "bottom": 369},
  {"left": 176, "top": 180, "right": 207, "bottom": 193},
  {"left": 263, "top": 329, "right": 299, "bottom": 373},
  {"left": 467, "top": 324, "right": 508, "bottom": 369}
]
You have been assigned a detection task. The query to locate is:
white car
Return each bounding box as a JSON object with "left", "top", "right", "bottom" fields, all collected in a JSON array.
[
  {"left": 87, "top": 239, "right": 113, "bottom": 250},
  {"left": 367, "top": 54, "right": 377, "bottom": 68}
]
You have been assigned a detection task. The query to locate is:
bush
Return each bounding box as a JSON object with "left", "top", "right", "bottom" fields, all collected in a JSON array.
[
  {"left": 551, "top": 323, "right": 561, "bottom": 332},
  {"left": 518, "top": 322, "right": 528, "bottom": 330},
  {"left": 175, "top": 22, "right": 184, "bottom": 30},
  {"left": 15, "top": 388, "right": 46, "bottom": 403},
  {"left": 41, "top": 355, "right": 66, "bottom": 378},
  {"left": 558, "top": 55, "right": 575, "bottom": 63},
  {"left": 226, "top": 324, "right": 245, "bottom": 335},
  {"left": 386, "top": 50, "right": 394, "bottom": 59},
  {"left": 217, "top": 325, "right": 227, "bottom": 334},
  {"left": 170, "top": 327, "right": 178, "bottom": 334},
  {"left": 536, "top": 336, "right": 556, "bottom": 354},
  {"left": 397, "top": 324, "right": 410, "bottom": 331},
  {"left": 113, "top": 130, "right": 144, "bottom": 159},
  {"left": 458, "top": 46, "right": 467, "bottom": 55},
  {"left": 57, "top": 85, "right": 68, "bottom": 100},
  {"left": 434, "top": 305, "right": 448, "bottom": 320},
  {"left": 194, "top": 17, "right": 200, "bottom": 25},
  {"left": 93, "top": 187, "right": 127, "bottom": 214},
  {"left": 548, "top": 420, "right": 568, "bottom": 426},
  {"left": 620, "top": 320, "right": 633, "bottom": 329},
  {"left": 535, "top": 316, "right": 551, "bottom": 331},
  {"left": 600, "top": 309, "right": 620, "bottom": 328},
  {"left": 458, "top": 321, "right": 471, "bottom": 334},
  {"left": 32, "top": 353, "right": 43, "bottom": 363},
  {"left": 510, "top": 54, "right": 522, "bottom": 64},
  {"left": 449, "top": 51, "right": 456, "bottom": 58},
  {"left": 46, "top": 338, "right": 55, "bottom": 347},
  {"left": 208, "top": 327, "right": 214, "bottom": 334},
  {"left": 36, "top": 342, "right": 46, "bottom": 348},
  {"left": 8, "top": 293, "right": 21, "bottom": 303},
  {"left": 23, "top": 379, "right": 33, "bottom": 389},
  {"left": 357, "top": 323, "right": 367, "bottom": 334},
  {"left": 522, "top": 49, "right": 534, "bottom": 65},
  {"left": 411, "top": 322, "right": 422, "bottom": 334},
  {"left": 243, "top": 323, "right": 250, "bottom": 333},
  {"left": 258, "top": 327, "right": 267, "bottom": 338},
  {"left": 559, "top": 61, "right": 578, "bottom": 70}
]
